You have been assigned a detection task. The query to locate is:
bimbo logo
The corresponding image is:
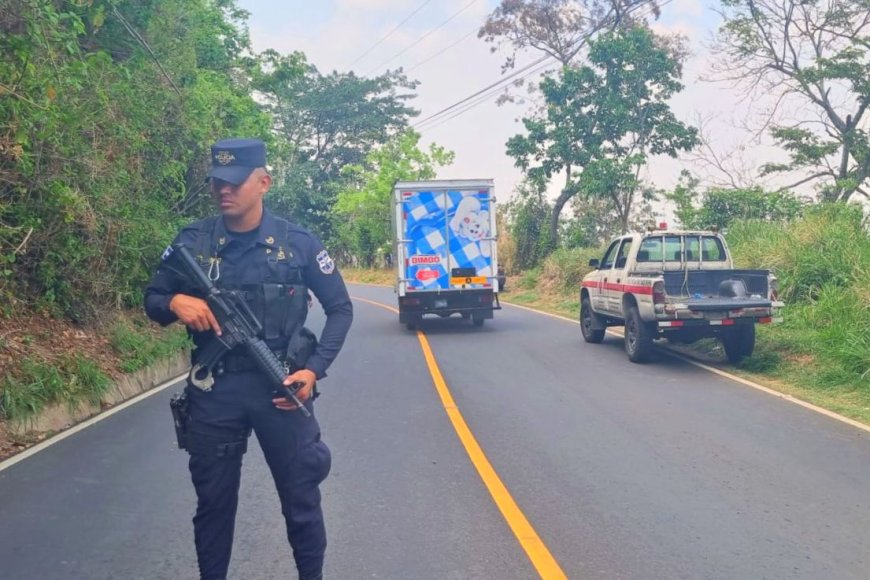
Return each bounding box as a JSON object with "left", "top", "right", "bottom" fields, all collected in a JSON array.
[{"left": 410, "top": 255, "right": 441, "bottom": 265}]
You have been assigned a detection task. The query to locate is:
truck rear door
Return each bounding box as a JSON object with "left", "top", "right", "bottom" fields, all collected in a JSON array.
[{"left": 401, "top": 187, "right": 495, "bottom": 293}]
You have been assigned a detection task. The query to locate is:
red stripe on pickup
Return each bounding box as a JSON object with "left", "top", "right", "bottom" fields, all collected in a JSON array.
[{"left": 581, "top": 280, "right": 653, "bottom": 295}]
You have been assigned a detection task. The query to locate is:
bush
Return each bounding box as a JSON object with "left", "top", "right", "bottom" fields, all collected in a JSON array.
[
  {"left": 727, "top": 203, "right": 869, "bottom": 388},
  {"left": 540, "top": 246, "right": 605, "bottom": 294},
  {"left": 727, "top": 204, "right": 869, "bottom": 302}
]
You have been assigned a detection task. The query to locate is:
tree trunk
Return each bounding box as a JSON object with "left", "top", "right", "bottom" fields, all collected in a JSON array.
[{"left": 549, "top": 166, "right": 576, "bottom": 248}]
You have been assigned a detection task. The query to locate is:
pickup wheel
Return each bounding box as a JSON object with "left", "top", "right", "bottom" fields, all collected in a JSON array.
[
  {"left": 580, "top": 297, "right": 605, "bottom": 343},
  {"left": 405, "top": 315, "right": 421, "bottom": 331},
  {"left": 471, "top": 312, "right": 485, "bottom": 327},
  {"left": 624, "top": 305, "right": 655, "bottom": 363},
  {"left": 722, "top": 324, "right": 755, "bottom": 364}
]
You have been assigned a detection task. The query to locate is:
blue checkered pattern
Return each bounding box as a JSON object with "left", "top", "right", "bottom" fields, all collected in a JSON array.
[{"left": 403, "top": 190, "right": 492, "bottom": 290}]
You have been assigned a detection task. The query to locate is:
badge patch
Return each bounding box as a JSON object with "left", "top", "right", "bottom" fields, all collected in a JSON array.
[
  {"left": 316, "top": 250, "right": 335, "bottom": 274},
  {"left": 161, "top": 245, "right": 174, "bottom": 261}
]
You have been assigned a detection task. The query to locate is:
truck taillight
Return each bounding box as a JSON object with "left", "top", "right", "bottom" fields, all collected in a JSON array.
[
  {"left": 652, "top": 281, "right": 666, "bottom": 304},
  {"left": 403, "top": 297, "right": 421, "bottom": 306}
]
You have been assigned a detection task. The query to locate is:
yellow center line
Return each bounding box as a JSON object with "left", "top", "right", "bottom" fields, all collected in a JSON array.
[{"left": 353, "top": 295, "right": 567, "bottom": 579}]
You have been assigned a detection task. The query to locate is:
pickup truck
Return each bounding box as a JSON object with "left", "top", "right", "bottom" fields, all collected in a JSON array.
[{"left": 579, "top": 229, "right": 783, "bottom": 363}]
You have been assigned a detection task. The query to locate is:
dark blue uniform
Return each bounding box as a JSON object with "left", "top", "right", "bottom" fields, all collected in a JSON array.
[{"left": 145, "top": 209, "right": 352, "bottom": 580}]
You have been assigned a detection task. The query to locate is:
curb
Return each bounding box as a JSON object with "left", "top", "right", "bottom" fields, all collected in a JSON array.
[{"left": 7, "top": 350, "right": 190, "bottom": 437}]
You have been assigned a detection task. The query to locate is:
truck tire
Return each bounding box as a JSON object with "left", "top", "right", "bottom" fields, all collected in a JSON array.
[
  {"left": 624, "top": 305, "right": 655, "bottom": 363},
  {"left": 405, "top": 315, "right": 421, "bottom": 331},
  {"left": 472, "top": 312, "right": 485, "bottom": 327},
  {"left": 723, "top": 324, "right": 755, "bottom": 364},
  {"left": 580, "top": 296, "right": 605, "bottom": 343}
]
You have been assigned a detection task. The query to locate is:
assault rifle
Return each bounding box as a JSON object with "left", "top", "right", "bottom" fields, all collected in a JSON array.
[{"left": 165, "top": 243, "right": 313, "bottom": 417}]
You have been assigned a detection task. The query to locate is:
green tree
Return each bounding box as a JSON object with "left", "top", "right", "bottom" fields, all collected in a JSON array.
[
  {"left": 666, "top": 172, "right": 806, "bottom": 230},
  {"left": 504, "top": 180, "right": 553, "bottom": 269},
  {"left": 253, "top": 52, "right": 419, "bottom": 242},
  {"left": 0, "top": 0, "right": 267, "bottom": 318},
  {"left": 334, "top": 130, "right": 453, "bottom": 266},
  {"left": 507, "top": 26, "right": 697, "bottom": 244},
  {"left": 714, "top": 0, "right": 870, "bottom": 202}
]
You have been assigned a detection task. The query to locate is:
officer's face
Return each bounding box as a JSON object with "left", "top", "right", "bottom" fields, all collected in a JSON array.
[{"left": 210, "top": 169, "right": 271, "bottom": 221}]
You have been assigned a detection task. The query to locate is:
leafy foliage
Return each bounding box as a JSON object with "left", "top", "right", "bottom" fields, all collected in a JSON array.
[
  {"left": 666, "top": 172, "right": 806, "bottom": 230},
  {"left": 503, "top": 180, "right": 554, "bottom": 269},
  {"left": 0, "top": 0, "right": 268, "bottom": 320},
  {"left": 714, "top": 0, "right": 870, "bottom": 202},
  {"left": 507, "top": 26, "right": 697, "bottom": 244},
  {"left": 333, "top": 130, "right": 453, "bottom": 266},
  {"left": 252, "top": 51, "right": 419, "bottom": 240}
]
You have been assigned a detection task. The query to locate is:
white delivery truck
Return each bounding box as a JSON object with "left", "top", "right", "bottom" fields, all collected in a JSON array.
[{"left": 392, "top": 179, "right": 501, "bottom": 329}]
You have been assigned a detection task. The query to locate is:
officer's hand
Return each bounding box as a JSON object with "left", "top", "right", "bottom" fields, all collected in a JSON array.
[
  {"left": 169, "top": 294, "right": 222, "bottom": 335},
  {"left": 273, "top": 369, "right": 317, "bottom": 411}
]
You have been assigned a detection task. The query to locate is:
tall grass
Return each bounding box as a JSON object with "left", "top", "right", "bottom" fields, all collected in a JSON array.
[
  {"left": 0, "top": 355, "right": 111, "bottom": 422},
  {"left": 727, "top": 204, "right": 869, "bottom": 389},
  {"left": 539, "top": 247, "right": 605, "bottom": 294},
  {"left": 110, "top": 320, "right": 191, "bottom": 374}
]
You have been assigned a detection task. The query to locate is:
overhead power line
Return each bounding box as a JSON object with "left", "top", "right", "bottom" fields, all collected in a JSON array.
[
  {"left": 405, "top": 28, "right": 477, "bottom": 74},
  {"left": 366, "top": 0, "right": 481, "bottom": 76},
  {"left": 345, "top": 0, "right": 433, "bottom": 70},
  {"left": 412, "top": 0, "right": 671, "bottom": 132}
]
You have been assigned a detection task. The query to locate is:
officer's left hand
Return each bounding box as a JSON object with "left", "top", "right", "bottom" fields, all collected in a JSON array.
[{"left": 273, "top": 369, "right": 317, "bottom": 411}]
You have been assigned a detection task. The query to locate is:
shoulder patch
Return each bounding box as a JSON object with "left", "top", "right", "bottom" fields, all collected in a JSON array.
[
  {"left": 316, "top": 250, "right": 335, "bottom": 274},
  {"left": 160, "top": 245, "right": 174, "bottom": 262}
]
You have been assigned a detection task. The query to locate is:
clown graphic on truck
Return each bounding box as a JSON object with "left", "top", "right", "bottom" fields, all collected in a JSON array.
[{"left": 392, "top": 179, "right": 501, "bottom": 329}]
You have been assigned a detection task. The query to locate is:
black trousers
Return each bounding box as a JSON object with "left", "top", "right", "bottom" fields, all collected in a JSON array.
[{"left": 185, "top": 370, "right": 331, "bottom": 580}]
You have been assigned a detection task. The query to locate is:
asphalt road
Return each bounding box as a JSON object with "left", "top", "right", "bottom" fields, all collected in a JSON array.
[{"left": 1, "top": 283, "right": 868, "bottom": 579}]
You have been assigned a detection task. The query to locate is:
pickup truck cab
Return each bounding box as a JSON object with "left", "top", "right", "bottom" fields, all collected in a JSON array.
[{"left": 580, "top": 229, "right": 783, "bottom": 363}]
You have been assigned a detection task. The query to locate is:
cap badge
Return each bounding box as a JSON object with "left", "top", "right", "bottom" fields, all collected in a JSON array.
[{"left": 215, "top": 151, "right": 235, "bottom": 165}]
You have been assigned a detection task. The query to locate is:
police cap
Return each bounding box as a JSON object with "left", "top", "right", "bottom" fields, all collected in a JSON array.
[{"left": 207, "top": 138, "right": 267, "bottom": 185}]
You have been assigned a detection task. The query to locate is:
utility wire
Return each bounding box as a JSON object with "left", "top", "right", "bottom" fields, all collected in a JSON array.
[
  {"left": 415, "top": 57, "right": 557, "bottom": 132},
  {"left": 405, "top": 28, "right": 477, "bottom": 74},
  {"left": 345, "top": 0, "right": 433, "bottom": 70},
  {"left": 365, "top": 0, "right": 481, "bottom": 76},
  {"left": 111, "top": 6, "right": 182, "bottom": 98},
  {"left": 413, "top": 0, "right": 670, "bottom": 131}
]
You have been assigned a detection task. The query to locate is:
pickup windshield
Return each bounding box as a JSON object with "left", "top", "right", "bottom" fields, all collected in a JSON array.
[{"left": 637, "top": 235, "right": 726, "bottom": 263}]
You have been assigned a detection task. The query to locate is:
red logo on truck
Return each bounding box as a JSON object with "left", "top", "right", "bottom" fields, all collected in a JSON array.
[
  {"left": 415, "top": 269, "right": 440, "bottom": 282},
  {"left": 410, "top": 255, "right": 442, "bottom": 265}
]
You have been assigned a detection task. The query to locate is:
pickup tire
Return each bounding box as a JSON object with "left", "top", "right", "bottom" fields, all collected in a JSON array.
[
  {"left": 722, "top": 324, "right": 755, "bottom": 364},
  {"left": 624, "top": 305, "right": 655, "bottom": 363},
  {"left": 405, "top": 315, "right": 421, "bottom": 331},
  {"left": 580, "top": 297, "right": 605, "bottom": 343},
  {"left": 472, "top": 312, "right": 485, "bottom": 327}
]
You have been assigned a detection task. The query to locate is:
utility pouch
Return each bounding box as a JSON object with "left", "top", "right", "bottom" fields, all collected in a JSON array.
[
  {"left": 169, "top": 391, "right": 190, "bottom": 450},
  {"left": 285, "top": 326, "right": 318, "bottom": 373}
]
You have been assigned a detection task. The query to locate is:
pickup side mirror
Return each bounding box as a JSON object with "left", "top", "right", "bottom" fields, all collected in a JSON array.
[{"left": 588, "top": 258, "right": 599, "bottom": 268}]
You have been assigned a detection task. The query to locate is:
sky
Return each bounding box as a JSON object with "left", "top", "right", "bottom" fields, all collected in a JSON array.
[{"left": 236, "top": 0, "right": 803, "bottom": 217}]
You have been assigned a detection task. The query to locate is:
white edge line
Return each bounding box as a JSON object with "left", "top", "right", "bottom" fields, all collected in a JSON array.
[
  {"left": 0, "top": 373, "right": 187, "bottom": 473},
  {"left": 502, "top": 301, "right": 870, "bottom": 434}
]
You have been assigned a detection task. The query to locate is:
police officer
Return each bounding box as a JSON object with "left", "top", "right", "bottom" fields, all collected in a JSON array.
[{"left": 144, "top": 138, "right": 353, "bottom": 580}]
